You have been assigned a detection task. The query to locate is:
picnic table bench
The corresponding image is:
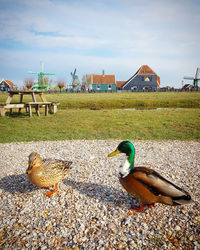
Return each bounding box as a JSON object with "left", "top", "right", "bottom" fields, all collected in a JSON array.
[{"left": 0, "top": 90, "right": 59, "bottom": 117}]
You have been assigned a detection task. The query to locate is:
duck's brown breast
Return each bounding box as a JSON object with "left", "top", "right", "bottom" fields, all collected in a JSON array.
[
  {"left": 119, "top": 174, "right": 159, "bottom": 204},
  {"left": 27, "top": 168, "right": 63, "bottom": 187}
]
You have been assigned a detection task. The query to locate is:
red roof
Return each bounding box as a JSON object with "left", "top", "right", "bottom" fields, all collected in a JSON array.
[
  {"left": 92, "top": 74, "right": 115, "bottom": 84},
  {"left": 137, "top": 65, "right": 157, "bottom": 75},
  {"left": 4, "top": 80, "right": 17, "bottom": 86},
  {"left": 116, "top": 81, "right": 126, "bottom": 88}
]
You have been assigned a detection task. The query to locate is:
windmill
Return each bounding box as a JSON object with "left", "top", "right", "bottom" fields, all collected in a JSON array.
[
  {"left": 184, "top": 67, "right": 200, "bottom": 88},
  {"left": 28, "top": 61, "right": 55, "bottom": 90},
  {"left": 70, "top": 68, "right": 81, "bottom": 92}
]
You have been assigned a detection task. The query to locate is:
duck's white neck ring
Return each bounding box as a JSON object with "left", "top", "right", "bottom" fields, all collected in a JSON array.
[{"left": 119, "top": 158, "right": 131, "bottom": 178}]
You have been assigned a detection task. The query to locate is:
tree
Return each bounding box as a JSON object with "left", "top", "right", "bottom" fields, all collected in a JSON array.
[
  {"left": 24, "top": 78, "right": 34, "bottom": 90},
  {"left": 82, "top": 74, "right": 92, "bottom": 90},
  {"left": 57, "top": 79, "right": 66, "bottom": 92}
]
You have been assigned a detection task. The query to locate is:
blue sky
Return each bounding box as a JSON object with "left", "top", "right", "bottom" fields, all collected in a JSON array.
[{"left": 0, "top": 0, "right": 199, "bottom": 88}]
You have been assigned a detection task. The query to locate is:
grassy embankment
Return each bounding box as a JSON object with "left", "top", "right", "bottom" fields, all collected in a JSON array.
[{"left": 0, "top": 92, "right": 199, "bottom": 142}]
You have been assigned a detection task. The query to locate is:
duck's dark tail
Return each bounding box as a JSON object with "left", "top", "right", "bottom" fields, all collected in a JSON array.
[
  {"left": 65, "top": 161, "right": 73, "bottom": 169},
  {"left": 172, "top": 194, "right": 194, "bottom": 206},
  {"left": 158, "top": 194, "right": 195, "bottom": 206}
]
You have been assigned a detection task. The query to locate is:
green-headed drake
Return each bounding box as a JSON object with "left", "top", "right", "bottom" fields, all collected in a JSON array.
[{"left": 108, "top": 141, "right": 193, "bottom": 212}]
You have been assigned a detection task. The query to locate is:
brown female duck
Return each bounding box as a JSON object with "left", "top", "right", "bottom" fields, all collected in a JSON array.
[{"left": 26, "top": 152, "right": 72, "bottom": 197}]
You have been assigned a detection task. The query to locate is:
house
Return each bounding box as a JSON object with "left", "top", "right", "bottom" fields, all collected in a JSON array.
[
  {"left": 82, "top": 71, "right": 116, "bottom": 92},
  {"left": 116, "top": 81, "right": 126, "bottom": 90},
  {"left": 122, "top": 65, "right": 160, "bottom": 91},
  {"left": 0, "top": 79, "right": 17, "bottom": 91}
]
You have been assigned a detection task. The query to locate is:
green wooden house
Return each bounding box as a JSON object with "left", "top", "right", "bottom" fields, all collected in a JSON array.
[{"left": 82, "top": 71, "right": 116, "bottom": 92}]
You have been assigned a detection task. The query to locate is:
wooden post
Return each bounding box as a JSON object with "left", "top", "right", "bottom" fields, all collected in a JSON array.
[
  {"left": 28, "top": 105, "right": 32, "bottom": 117},
  {"left": 53, "top": 104, "right": 57, "bottom": 113},
  {"left": 36, "top": 104, "right": 40, "bottom": 116},
  {"left": 31, "top": 93, "right": 36, "bottom": 102},
  {"left": 40, "top": 93, "right": 47, "bottom": 102},
  {"left": 20, "top": 94, "right": 23, "bottom": 102},
  {"left": 50, "top": 102, "right": 59, "bottom": 113},
  {"left": 45, "top": 104, "right": 48, "bottom": 116},
  {"left": 0, "top": 107, "right": 5, "bottom": 117},
  {"left": 19, "top": 93, "right": 23, "bottom": 113},
  {"left": 6, "top": 94, "right": 13, "bottom": 104},
  {"left": 31, "top": 93, "right": 38, "bottom": 114}
]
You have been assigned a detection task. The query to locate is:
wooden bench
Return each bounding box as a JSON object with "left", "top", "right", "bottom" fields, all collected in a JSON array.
[
  {"left": 0, "top": 102, "right": 60, "bottom": 117},
  {"left": 24, "top": 102, "right": 60, "bottom": 116},
  {"left": 49, "top": 102, "right": 60, "bottom": 114},
  {"left": 0, "top": 103, "right": 25, "bottom": 116},
  {"left": 25, "top": 102, "right": 51, "bottom": 117}
]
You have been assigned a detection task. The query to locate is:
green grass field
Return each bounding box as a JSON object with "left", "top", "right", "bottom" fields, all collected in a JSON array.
[
  {"left": 0, "top": 91, "right": 200, "bottom": 109},
  {"left": 0, "top": 92, "right": 200, "bottom": 142}
]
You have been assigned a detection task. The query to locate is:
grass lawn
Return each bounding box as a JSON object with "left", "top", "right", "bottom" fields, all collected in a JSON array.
[
  {"left": 0, "top": 108, "right": 199, "bottom": 142},
  {"left": 0, "top": 91, "right": 200, "bottom": 109},
  {"left": 0, "top": 91, "right": 199, "bottom": 142}
]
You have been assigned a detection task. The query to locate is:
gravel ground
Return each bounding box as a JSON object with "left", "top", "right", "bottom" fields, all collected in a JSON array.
[{"left": 0, "top": 140, "right": 199, "bottom": 249}]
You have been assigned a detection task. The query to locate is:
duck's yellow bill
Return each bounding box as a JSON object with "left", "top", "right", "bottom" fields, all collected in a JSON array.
[
  {"left": 26, "top": 165, "right": 33, "bottom": 174},
  {"left": 108, "top": 149, "right": 120, "bottom": 157}
]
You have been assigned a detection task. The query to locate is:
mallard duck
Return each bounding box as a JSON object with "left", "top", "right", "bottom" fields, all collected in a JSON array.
[
  {"left": 108, "top": 141, "right": 193, "bottom": 212},
  {"left": 26, "top": 152, "right": 72, "bottom": 197}
]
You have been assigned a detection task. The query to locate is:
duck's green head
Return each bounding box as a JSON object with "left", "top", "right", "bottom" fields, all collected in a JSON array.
[
  {"left": 108, "top": 141, "right": 135, "bottom": 157},
  {"left": 108, "top": 141, "right": 136, "bottom": 175}
]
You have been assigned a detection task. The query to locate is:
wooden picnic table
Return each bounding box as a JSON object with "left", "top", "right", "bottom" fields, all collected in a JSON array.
[
  {"left": 0, "top": 90, "right": 59, "bottom": 117},
  {"left": 5, "top": 90, "right": 47, "bottom": 104}
]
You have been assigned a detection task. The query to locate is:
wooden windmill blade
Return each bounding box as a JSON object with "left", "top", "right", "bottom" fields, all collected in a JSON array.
[
  {"left": 184, "top": 67, "right": 200, "bottom": 80},
  {"left": 183, "top": 76, "right": 194, "bottom": 80},
  {"left": 71, "top": 69, "right": 76, "bottom": 78}
]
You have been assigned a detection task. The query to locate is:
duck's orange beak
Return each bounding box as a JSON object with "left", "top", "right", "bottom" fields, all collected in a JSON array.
[
  {"left": 26, "top": 163, "right": 34, "bottom": 174},
  {"left": 108, "top": 149, "right": 120, "bottom": 157}
]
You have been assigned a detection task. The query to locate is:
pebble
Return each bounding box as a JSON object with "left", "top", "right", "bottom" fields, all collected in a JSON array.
[
  {"left": 0, "top": 140, "right": 199, "bottom": 249},
  {"left": 175, "top": 225, "right": 181, "bottom": 231}
]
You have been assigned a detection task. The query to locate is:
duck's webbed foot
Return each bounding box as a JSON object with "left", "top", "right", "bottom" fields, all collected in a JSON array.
[
  {"left": 129, "top": 203, "right": 155, "bottom": 212},
  {"left": 45, "top": 183, "right": 58, "bottom": 197},
  {"left": 146, "top": 203, "right": 155, "bottom": 208}
]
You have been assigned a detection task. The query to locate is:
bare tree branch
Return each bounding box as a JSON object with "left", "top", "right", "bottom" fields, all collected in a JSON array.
[
  {"left": 24, "top": 78, "right": 34, "bottom": 90},
  {"left": 57, "top": 79, "right": 66, "bottom": 92}
]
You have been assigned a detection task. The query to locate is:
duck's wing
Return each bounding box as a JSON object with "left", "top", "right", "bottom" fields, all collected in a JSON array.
[
  {"left": 43, "top": 159, "right": 73, "bottom": 172},
  {"left": 132, "top": 167, "right": 192, "bottom": 204}
]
